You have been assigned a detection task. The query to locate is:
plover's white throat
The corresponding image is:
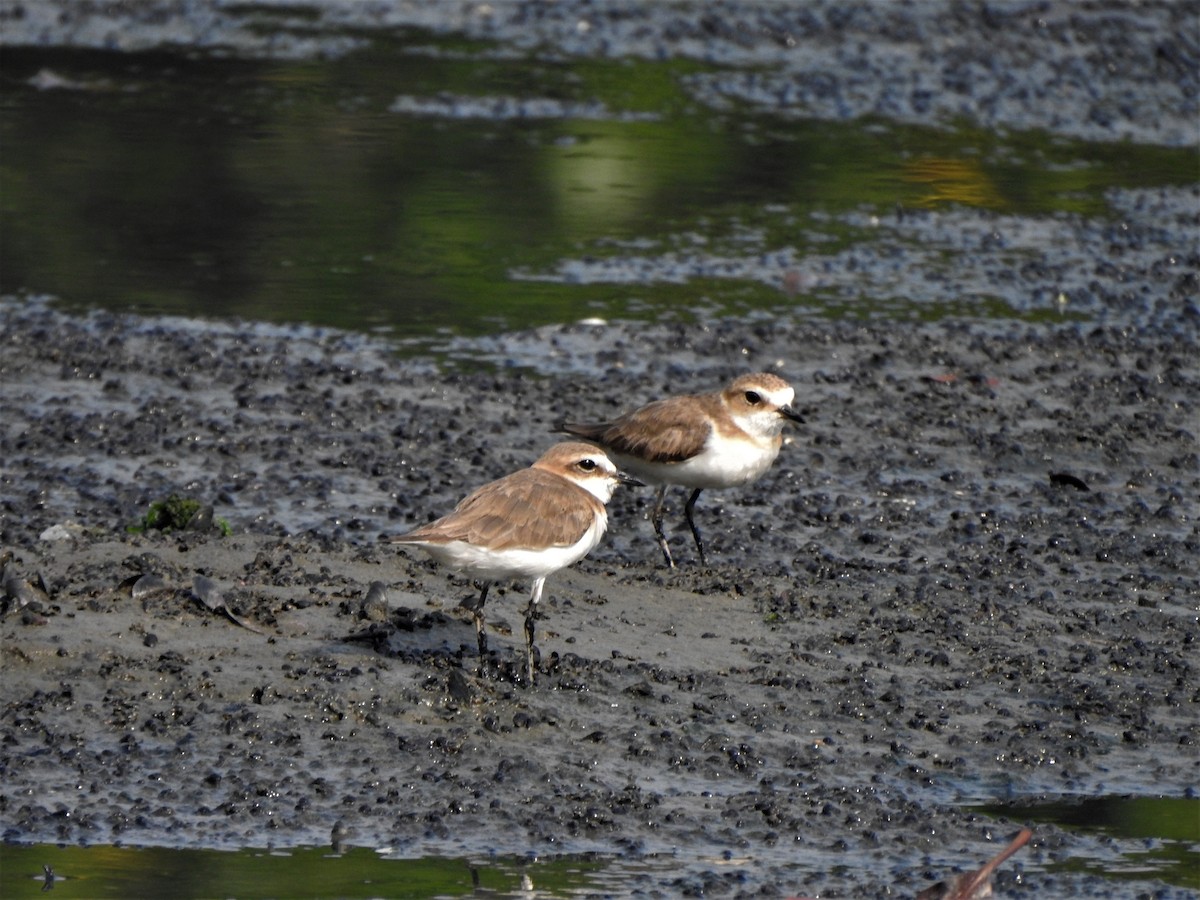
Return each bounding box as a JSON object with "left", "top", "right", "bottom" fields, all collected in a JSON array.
[
  {"left": 384, "top": 441, "right": 641, "bottom": 682},
  {"left": 558, "top": 372, "right": 802, "bottom": 567}
]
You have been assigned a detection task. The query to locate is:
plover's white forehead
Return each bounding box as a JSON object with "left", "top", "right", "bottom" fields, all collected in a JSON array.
[{"left": 763, "top": 383, "right": 795, "bottom": 407}]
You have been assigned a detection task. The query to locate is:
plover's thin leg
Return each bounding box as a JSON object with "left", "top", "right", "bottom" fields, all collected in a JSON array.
[
  {"left": 684, "top": 488, "right": 706, "bottom": 566},
  {"left": 523, "top": 577, "right": 546, "bottom": 684},
  {"left": 650, "top": 485, "right": 675, "bottom": 568},
  {"left": 462, "top": 582, "right": 490, "bottom": 674}
]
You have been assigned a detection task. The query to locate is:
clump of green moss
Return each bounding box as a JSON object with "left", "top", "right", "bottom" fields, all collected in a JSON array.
[{"left": 129, "top": 494, "right": 232, "bottom": 536}]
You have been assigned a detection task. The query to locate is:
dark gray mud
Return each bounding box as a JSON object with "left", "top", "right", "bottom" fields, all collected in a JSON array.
[{"left": 2, "top": 298, "right": 1197, "bottom": 897}]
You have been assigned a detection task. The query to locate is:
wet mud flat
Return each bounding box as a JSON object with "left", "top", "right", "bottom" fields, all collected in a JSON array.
[{"left": 2, "top": 299, "right": 1197, "bottom": 897}]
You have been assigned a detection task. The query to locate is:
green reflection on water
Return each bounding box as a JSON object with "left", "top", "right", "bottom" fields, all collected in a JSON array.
[
  {"left": 0, "top": 844, "right": 603, "bottom": 899},
  {"left": 974, "top": 796, "right": 1200, "bottom": 890},
  {"left": 0, "top": 36, "right": 1194, "bottom": 340}
]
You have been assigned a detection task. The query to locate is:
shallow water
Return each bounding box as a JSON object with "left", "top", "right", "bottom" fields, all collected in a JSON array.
[
  {"left": 2, "top": 794, "right": 1197, "bottom": 899},
  {"left": 973, "top": 796, "right": 1200, "bottom": 890},
  {"left": 1, "top": 37, "right": 1194, "bottom": 346},
  {"left": 0, "top": 843, "right": 610, "bottom": 899}
]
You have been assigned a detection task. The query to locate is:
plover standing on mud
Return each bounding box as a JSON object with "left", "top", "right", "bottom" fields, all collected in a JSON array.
[
  {"left": 557, "top": 372, "right": 802, "bottom": 567},
  {"left": 384, "top": 442, "right": 641, "bottom": 682}
]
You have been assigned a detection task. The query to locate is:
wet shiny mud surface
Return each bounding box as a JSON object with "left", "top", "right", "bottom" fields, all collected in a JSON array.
[{"left": 2, "top": 299, "right": 1197, "bottom": 897}]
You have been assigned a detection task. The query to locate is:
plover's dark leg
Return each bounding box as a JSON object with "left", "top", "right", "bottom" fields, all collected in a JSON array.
[
  {"left": 460, "top": 582, "right": 490, "bottom": 674},
  {"left": 523, "top": 577, "right": 546, "bottom": 684},
  {"left": 650, "top": 485, "right": 675, "bottom": 568},
  {"left": 684, "top": 488, "right": 706, "bottom": 566}
]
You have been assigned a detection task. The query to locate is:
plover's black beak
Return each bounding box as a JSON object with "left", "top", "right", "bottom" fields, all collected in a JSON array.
[
  {"left": 617, "top": 471, "right": 645, "bottom": 488},
  {"left": 779, "top": 404, "right": 804, "bottom": 424}
]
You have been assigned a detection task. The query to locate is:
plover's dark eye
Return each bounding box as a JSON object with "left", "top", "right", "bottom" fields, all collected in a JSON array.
[
  {"left": 744, "top": 390, "right": 761, "bottom": 405},
  {"left": 578, "top": 458, "right": 597, "bottom": 471}
]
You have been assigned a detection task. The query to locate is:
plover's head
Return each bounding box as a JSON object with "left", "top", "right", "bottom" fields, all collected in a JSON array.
[
  {"left": 533, "top": 442, "right": 643, "bottom": 503},
  {"left": 723, "top": 372, "right": 803, "bottom": 437}
]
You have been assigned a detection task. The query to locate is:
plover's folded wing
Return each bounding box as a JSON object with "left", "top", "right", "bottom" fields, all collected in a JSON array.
[
  {"left": 409, "top": 467, "right": 601, "bottom": 551},
  {"left": 562, "top": 395, "right": 716, "bottom": 464}
]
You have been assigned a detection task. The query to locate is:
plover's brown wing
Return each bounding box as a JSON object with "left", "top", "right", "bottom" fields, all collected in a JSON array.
[
  {"left": 395, "top": 467, "right": 601, "bottom": 552},
  {"left": 562, "top": 395, "right": 714, "bottom": 464}
]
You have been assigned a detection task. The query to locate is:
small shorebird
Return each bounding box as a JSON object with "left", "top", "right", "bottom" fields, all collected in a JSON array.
[
  {"left": 384, "top": 442, "right": 641, "bottom": 682},
  {"left": 557, "top": 372, "right": 802, "bottom": 567}
]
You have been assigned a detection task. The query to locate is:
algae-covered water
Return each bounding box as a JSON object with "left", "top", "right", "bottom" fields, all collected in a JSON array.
[
  {"left": 1, "top": 20, "right": 1194, "bottom": 346},
  {"left": 2, "top": 796, "right": 1197, "bottom": 897}
]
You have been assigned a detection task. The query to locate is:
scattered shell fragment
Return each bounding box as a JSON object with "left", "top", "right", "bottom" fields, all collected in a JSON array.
[
  {"left": 190, "top": 575, "right": 266, "bottom": 634},
  {"left": 2, "top": 565, "right": 50, "bottom": 616},
  {"left": 131, "top": 573, "right": 170, "bottom": 600},
  {"left": 362, "top": 580, "right": 390, "bottom": 621}
]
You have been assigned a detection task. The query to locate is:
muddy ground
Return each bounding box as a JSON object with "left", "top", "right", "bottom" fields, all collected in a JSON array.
[
  {"left": 2, "top": 297, "right": 1197, "bottom": 897},
  {"left": 2, "top": 1, "right": 1199, "bottom": 897}
]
